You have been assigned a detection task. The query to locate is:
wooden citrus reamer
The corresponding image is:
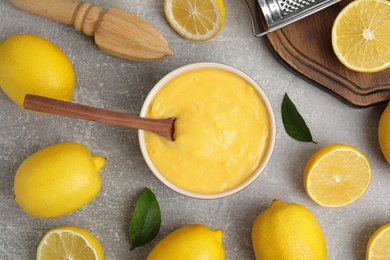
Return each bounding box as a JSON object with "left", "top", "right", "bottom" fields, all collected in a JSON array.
[{"left": 9, "top": 0, "right": 173, "bottom": 61}]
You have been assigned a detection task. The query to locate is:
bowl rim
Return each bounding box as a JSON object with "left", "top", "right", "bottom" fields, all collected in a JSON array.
[{"left": 138, "top": 62, "right": 276, "bottom": 199}]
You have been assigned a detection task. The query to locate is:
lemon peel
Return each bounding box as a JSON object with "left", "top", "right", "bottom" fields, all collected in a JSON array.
[
  {"left": 0, "top": 34, "right": 75, "bottom": 108},
  {"left": 252, "top": 200, "right": 327, "bottom": 260},
  {"left": 378, "top": 102, "right": 390, "bottom": 164},
  {"left": 14, "top": 142, "right": 106, "bottom": 218},
  {"left": 147, "top": 224, "right": 224, "bottom": 259}
]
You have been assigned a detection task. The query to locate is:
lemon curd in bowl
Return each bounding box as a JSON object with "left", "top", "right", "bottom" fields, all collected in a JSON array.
[{"left": 139, "top": 63, "right": 275, "bottom": 199}]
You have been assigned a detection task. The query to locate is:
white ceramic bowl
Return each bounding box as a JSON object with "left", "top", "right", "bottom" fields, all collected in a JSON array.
[{"left": 138, "top": 62, "right": 276, "bottom": 199}]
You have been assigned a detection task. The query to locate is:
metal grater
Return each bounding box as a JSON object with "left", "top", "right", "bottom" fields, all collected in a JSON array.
[{"left": 243, "top": 0, "right": 341, "bottom": 36}]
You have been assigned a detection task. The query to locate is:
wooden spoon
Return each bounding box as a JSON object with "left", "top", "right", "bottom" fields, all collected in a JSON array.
[{"left": 23, "top": 94, "right": 175, "bottom": 141}]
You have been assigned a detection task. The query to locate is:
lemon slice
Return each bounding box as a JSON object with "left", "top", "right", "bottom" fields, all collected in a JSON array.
[
  {"left": 164, "top": 0, "right": 226, "bottom": 41},
  {"left": 331, "top": 0, "right": 390, "bottom": 73},
  {"left": 37, "top": 226, "right": 104, "bottom": 259},
  {"left": 366, "top": 223, "right": 390, "bottom": 259},
  {"left": 304, "top": 144, "right": 371, "bottom": 207}
]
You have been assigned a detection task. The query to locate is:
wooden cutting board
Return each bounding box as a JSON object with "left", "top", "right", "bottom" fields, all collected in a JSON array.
[{"left": 264, "top": 0, "right": 390, "bottom": 107}]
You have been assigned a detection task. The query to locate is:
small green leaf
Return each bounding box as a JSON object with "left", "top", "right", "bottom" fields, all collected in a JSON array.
[
  {"left": 129, "top": 188, "right": 161, "bottom": 250},
  {"left": 281, "top": 93, "right": 317, "bottom": 143}
]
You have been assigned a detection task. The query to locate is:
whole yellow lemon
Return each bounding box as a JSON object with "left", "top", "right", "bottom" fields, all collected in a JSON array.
[
  {"left": 252, "top": 200, "right": 327, "bottom": 260},
  {"left": 0, "top": 34, "right": 75, "bottom": 108},
  {"left": 147, "top": 224, "right": 224, "bottom": 260},
  {"left": 14, "top": 142, "right": 106, "bottom": 218},
  {"left": 378, "top": 102, "right": 390, "bottom": 164}
]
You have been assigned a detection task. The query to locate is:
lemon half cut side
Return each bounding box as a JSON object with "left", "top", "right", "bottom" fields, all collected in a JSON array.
[
  {"left": 331, "top": 0, "right": 390, "bottom": 72},
  {"left": 164, "top": 0, "right": 226, "bottom": 41},
  {"left": 304, "top": 144, "right": 372, "bottom": 207},
  {"left": 366, "top": 223, "right": 390, "bottom": 259},
  {"left": 37, "top": 226, "right": 104, "bottom": 260}
]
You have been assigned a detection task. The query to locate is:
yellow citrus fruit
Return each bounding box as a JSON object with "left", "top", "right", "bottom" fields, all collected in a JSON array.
[
  {"left": 331, "top": 0, "right": 390, "bottom": 72},
  {"left": 378, "top": 102, "right": 390, "bottom": 164},
  {"left": 14, "top": 142, "right": 106, "bottom": 218},
  {"left": 164, "top": 0, "right": 226, "bottom": 41},
  {"left": 147, "top": 224, "right": 224, "bottom": 260},
  {"left": 0, "top": 34, "right": 75, "bottom": 108},
  {"left": 304, "top": 144, "right": 371, "bottom": 207},
  {"left": 37, "top": 226, "right": 104, "bottom": 260},
  {"left": 252, "top": 200, "right": 327, "bottom": 260},
  {"left": 366, "top": 223, "right": 390, "bottom": 259}
]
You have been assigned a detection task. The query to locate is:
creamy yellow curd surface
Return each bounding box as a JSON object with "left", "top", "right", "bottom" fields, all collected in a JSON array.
[{"left": 144, "top": 68, "right": 271, "bottom": 194}]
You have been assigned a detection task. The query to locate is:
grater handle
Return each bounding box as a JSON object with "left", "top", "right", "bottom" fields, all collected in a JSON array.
[{"left": 242, "top": 0, "right": 269, "bottom": 37}]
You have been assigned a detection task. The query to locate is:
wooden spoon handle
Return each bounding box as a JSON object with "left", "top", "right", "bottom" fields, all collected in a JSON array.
[
  {"left": 9, "top": 0, "right": 103, "bottom": 36},
  {"left": 23, "top": 94, "right": 175, "bottom": 140}
]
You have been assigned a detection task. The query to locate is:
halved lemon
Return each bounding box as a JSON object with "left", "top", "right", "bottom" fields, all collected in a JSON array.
[
  {"left": 304, "top": 144, "right": 371, "bottom": 207},
  {"left": 331, "top": 0, "right": 390, "bottom": 73},
  {"left": 366, "top": 223, "right": 390, "bottom": 259},
  {"left": 164, "top": 0, "right": 226, "bottom": 41},
  {"left": 37, "top": 226, "right": 104, "bottom": 259}
]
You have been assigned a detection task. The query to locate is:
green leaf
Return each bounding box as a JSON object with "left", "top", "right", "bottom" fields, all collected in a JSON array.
[
  {"left": 129, "top": 188, "right": 161, "bottom": 250},
  {"left": 281, "top": 93, "right": 317, "bottom": 143}
]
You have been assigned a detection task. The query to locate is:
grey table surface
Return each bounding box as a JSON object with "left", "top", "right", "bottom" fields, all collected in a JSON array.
[{"left": 1, "top": 0, "right": 389, "bottom": 259}]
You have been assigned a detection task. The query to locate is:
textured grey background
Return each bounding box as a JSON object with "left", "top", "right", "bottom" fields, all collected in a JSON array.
[{"left": 0, "top": 0, "right": 389, "bottom": 259}]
